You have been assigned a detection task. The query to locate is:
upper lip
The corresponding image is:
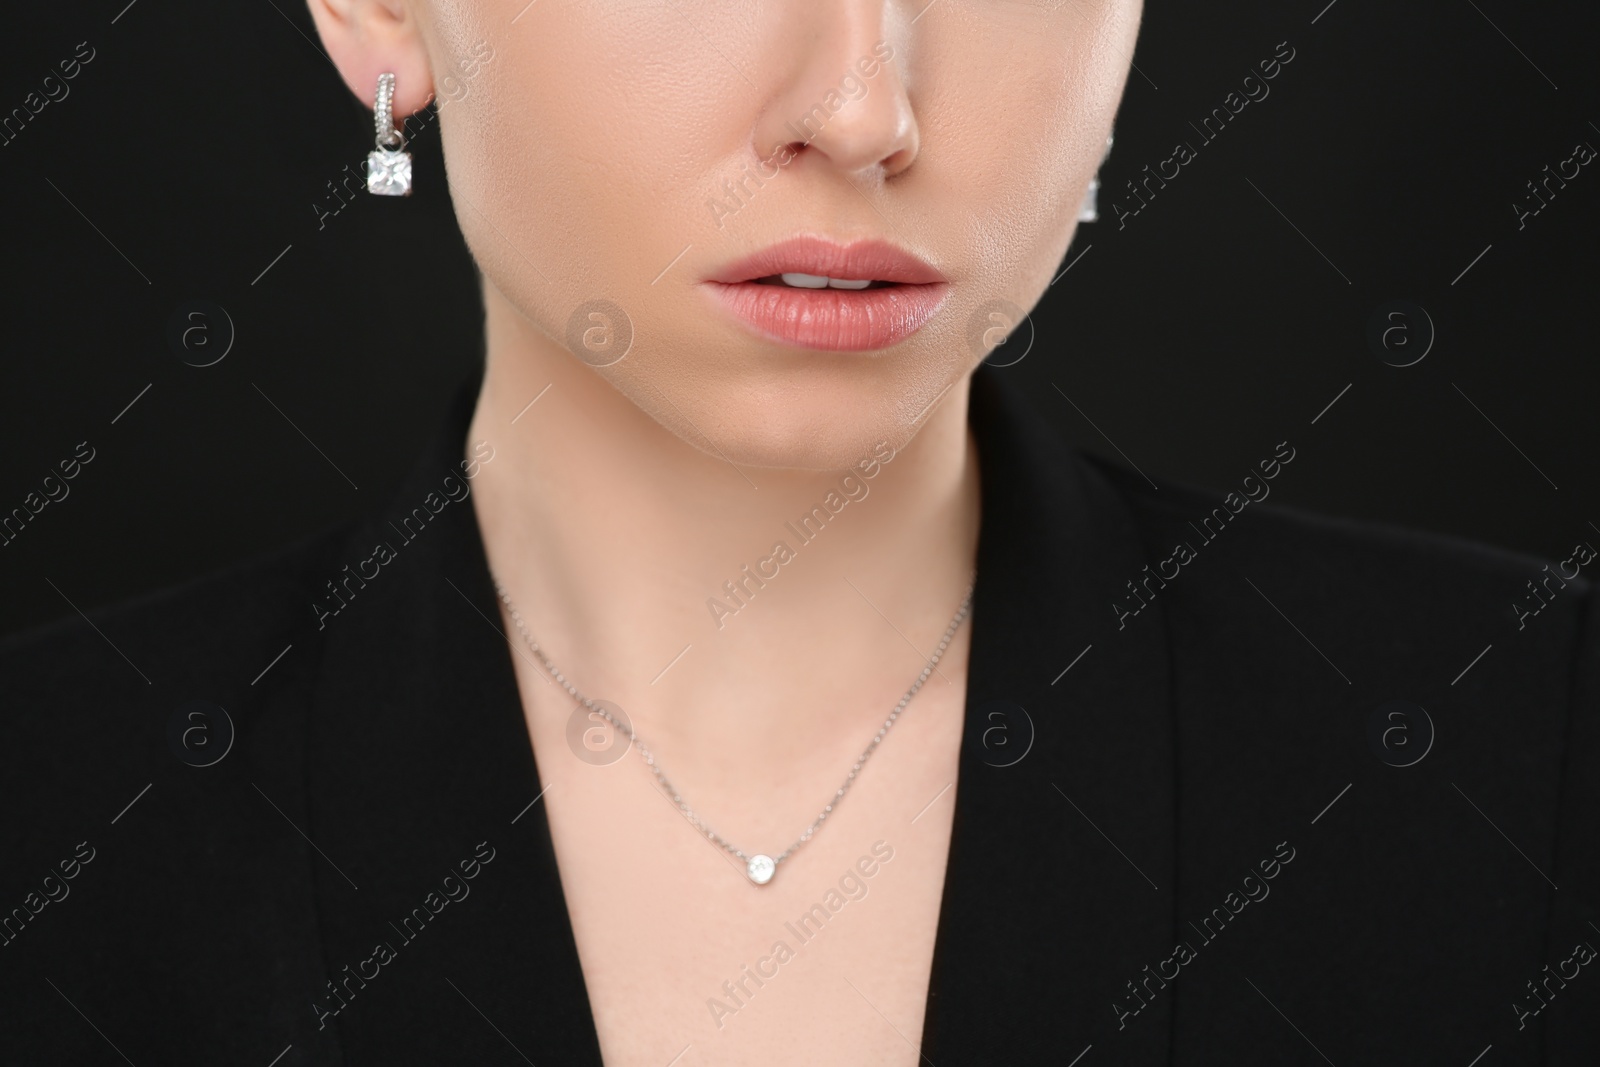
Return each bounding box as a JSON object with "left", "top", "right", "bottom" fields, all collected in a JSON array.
[{"left": 706, "top": 235, "right": 947, "bottom": 285}]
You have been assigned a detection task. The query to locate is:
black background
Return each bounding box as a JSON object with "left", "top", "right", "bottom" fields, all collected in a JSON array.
[{"left": 2, "top": 0, "right": 1596, "bottom": 639}]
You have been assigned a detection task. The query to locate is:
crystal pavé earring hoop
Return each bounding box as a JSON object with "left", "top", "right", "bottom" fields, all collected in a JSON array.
[
  {"left": 367, "top": 72, "right": 412, "bottom": 196},
  {"left": 1077, "top": 128, "right": 1114, "bottom": 223}
]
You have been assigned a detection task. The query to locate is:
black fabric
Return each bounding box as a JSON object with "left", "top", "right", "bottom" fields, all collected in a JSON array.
[{"left": 2, "top": 362, "right": 1596, "bottom": 1065}]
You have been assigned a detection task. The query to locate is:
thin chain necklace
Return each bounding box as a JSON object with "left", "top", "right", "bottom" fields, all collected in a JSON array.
[{"left": 491, "top": 572, "right": 975, "bottom": 886}]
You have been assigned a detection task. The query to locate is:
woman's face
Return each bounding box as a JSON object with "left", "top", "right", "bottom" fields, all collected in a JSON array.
[{"left": 413, "top": 0, "right": 1141, "bottom": 469}]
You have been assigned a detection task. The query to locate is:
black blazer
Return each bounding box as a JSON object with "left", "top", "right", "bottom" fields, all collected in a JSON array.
[{"left": 3, "top": 363, "right": 1596, "bottom": 1065}]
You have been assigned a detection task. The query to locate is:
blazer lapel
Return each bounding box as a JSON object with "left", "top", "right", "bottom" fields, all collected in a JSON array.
[
  {"left": 921, "top": 365, "right": 1178, "bottom": 1063},
  {"left": 302, "top": 382, "right": 605, "bottom": 1063}
]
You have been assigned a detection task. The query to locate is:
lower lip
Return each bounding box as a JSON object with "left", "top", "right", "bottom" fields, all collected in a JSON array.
[{"left": 703, "top": 281, "right": 951, "bottom": 352}]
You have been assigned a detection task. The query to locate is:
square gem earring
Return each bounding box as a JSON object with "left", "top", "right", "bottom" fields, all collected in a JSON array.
[
  {"left": 367, "top": 72, "right": 413, "bottom": 196},
  {"left": 1077, "top": 128, "right": 1114, "bottom": 223}
]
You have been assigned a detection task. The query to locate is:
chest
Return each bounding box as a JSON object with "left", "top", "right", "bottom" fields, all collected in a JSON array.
[{"left": 517, "top": 677, "right": 967, "bottom": 1066}]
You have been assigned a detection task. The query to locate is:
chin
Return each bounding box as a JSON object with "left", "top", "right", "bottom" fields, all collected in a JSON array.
[{"left": 614, "top": 334, "right": 965, "bottom": 473}]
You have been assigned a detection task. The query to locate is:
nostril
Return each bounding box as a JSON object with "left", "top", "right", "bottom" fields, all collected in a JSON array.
[
  {"left": 754, "top": 140, "right": 809, "bottom": 173},
  {"left": 880, "top": 145, "right": 915, "bottom": 178}
]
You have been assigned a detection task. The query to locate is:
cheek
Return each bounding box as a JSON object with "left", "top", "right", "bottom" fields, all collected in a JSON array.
[
  {"left": 931, "top": 3, "right": 1139, "bottom": 294},
  {"left": 437, "top": 4, "right": 745, "bottom": 314}
]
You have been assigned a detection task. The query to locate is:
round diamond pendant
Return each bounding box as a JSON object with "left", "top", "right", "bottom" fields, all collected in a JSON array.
[{"left": 746, "top": 854, "right": 776, "bottom": 885}]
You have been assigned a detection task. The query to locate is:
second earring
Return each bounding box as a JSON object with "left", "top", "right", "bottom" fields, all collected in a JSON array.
[{"left": 1077, "top": 129, "right": 1114, "bottom": 223}]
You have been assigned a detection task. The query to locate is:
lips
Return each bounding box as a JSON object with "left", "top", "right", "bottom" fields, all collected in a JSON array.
[{"left": 703, "top": 235, "right": 950, "bottom": 352}]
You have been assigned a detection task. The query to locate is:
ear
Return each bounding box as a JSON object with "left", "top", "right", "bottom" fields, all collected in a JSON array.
[{"left": 306, "top": 0, "right": 434, "bottom": 119}]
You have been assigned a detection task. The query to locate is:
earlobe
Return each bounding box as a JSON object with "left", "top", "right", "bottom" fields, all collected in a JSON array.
[{"left": 305, "top": 0, "right": 434, "bottom": 118}]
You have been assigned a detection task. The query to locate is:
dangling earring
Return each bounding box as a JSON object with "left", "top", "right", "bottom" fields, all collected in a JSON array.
[
  {"left": 1077, "top": 128, "right": 1114, "bottom": 222},
  {"left": 367, "top": 72, "right": 412, "bottom": 196}
]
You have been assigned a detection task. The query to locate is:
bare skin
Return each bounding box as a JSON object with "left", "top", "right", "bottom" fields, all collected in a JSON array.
[
  {"left": 305, "top": 0, "right": 1140, "bottom": 1061},
  {"left": 470, "top": 299, "right": 980, "bottom": 1064}
]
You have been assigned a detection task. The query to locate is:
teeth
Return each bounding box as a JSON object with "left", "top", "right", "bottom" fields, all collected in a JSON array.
[{"left": 779, "top": 273, "right": 874, "bottom": 290}]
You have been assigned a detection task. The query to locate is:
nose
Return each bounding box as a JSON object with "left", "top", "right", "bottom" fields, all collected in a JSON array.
[{"left": 752, "top": 4, "right": 919, "bottom": 181}]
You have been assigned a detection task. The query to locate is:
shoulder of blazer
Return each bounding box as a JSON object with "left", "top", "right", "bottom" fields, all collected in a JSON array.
[
  {"left": 1071, "top": 449, "right": 1600, "bottom": 1056},
  {"left": 0, "top": 518, "right": 367, "bottom": 1061},
  {"left": 1078, "top": 447, "right": 1595, "bottom": 638},
  {"left": 0, "top": 516, "right": 356, "bottom": 711},
  {"left": 0, "top": 517, "right": 356, "bottom": 852}
]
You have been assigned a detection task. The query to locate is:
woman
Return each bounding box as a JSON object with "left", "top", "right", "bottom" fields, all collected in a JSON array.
[{"left": 2, "top": 0, "right": 1596, "bottom": 1063}]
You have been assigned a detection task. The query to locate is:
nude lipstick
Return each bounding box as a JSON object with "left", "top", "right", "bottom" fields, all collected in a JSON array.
[{"left": 703, "top": 235, "right": 950, "bottom": 352}]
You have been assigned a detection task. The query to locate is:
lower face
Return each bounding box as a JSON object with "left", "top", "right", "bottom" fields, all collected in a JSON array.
[{"left": 425, "top": 0, "right": 1142, "bottom": 469}]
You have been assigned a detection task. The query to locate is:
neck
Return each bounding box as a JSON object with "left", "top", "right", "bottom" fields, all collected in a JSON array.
[{"left": 467, "top": 280, "right": 982, "bottom": 766}]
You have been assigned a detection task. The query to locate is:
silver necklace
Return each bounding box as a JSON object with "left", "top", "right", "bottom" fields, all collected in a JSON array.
[{"left": 492, "top": 573, "right": 975, "bottom": 886}]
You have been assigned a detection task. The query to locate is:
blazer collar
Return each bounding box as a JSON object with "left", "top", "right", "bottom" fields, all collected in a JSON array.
[
  {"left": 924, "top": 364, "right": 1176, "bottom": 1061},
  {"left": 301, "top": 377, "right": 604, "bottom": 1061},
  {"left": 301, "top": 363, "right": 1175, "bottom": 1062}
]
